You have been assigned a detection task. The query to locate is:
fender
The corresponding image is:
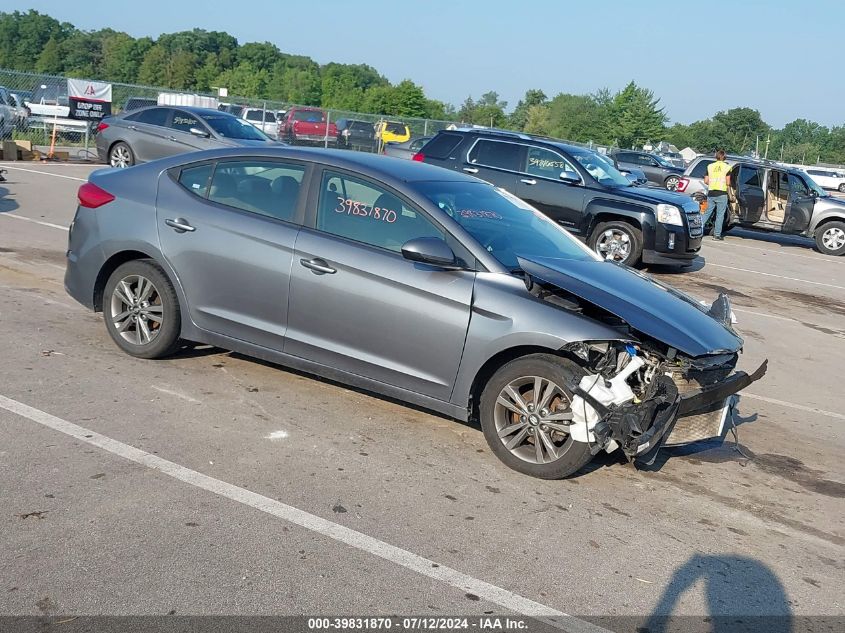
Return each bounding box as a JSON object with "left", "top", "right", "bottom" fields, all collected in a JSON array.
[{"left": 582, "top": 196, "right": 656, "bottom": 248}]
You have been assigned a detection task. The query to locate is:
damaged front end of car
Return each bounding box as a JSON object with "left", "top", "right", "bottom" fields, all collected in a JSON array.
[{"left": 517, "top": 256, "right": 768, "bottom": 466}]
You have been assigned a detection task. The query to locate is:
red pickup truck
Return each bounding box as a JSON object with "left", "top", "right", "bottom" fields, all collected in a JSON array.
[{"left": 281, "top": 107, "right": 338, "bottom": 145}]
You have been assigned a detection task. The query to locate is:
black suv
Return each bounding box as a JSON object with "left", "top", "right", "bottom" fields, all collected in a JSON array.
[{"left": 418, "top": 130, "right": 703, "bottom": 267}]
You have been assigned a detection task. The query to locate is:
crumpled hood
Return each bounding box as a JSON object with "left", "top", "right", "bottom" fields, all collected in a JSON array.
[{"left": 517, "top": 256, "right": 743, "bottom": 358}]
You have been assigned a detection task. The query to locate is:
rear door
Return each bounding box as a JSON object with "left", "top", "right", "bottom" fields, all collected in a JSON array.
[
  {"left": 463, "top": 138, "right": 522, "bottom": 194},
  {"left": 516, "top": 145, "right": 585, "bottom": 232},
  {"left": 783, "top": 173, "right": 815, "bottom": 234},
  {"left": 156, "top": 158, "right": 309, "bottom": 350},
  {"left": 284, "top": 168, "right": 474, "bottom": 401},
  {"left": 736, "top": 164, "right": 765, "bottom": 223},
  {"left": 124, "top": 107, "right": 173, "bottom": 162}
]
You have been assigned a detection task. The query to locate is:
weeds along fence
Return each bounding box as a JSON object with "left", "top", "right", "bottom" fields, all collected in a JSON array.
[{"left": 0, "top": 67, "right": 456, "bottom": 157}]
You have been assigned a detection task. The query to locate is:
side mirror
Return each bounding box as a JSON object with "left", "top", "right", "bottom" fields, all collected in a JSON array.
[
  {"left": 401, "top": 237, "right": 460, "bottom": 269},
  {"left": 190, "top": 127, "right": 210, "bottom": 138},
  {"left": 559, "top": 172, "right": 580, "bottom": 184}
]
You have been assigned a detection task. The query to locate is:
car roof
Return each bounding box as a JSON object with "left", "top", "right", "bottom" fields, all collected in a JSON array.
[
  {"left": 169, "top": 146, "right": 478, "bottom": 184},
  {"left": 437, "top": 128, "right": 604, "bottom": 155},
  {"left": 124, "top": 105, "right": 236, "bottom": 118}
]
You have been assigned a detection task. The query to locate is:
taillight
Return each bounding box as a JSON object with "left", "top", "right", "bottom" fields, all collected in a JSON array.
[
  {"left": 412, "top": 153, "right": 424, "bottom": 162},
  {"left": 78, "top": 182, "right": 115, "bottom": 208},
  {"left": 96, "top": 122, "right": 109, "bottom": 133},
  {"left": 675, "top": 177, "right": 689, "bottom": 193}
]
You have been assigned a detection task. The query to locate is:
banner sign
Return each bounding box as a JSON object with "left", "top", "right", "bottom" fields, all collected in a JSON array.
[{"left": 67, "top": 79, "right": 112, "bottom": 121}]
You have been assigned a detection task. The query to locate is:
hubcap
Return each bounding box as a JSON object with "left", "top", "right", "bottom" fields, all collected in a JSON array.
[
  {"left": 493, "top": 376, "right": 574, "bottom": 464},
  {"left": 666, "top": 177, "right": 679, "bottom": 190},
  {"left": 110, "top": 146, "right": 130, "bottom": 168},
  {"left": 822, "top": 227, "right": 845, "bottom": 251},
  {"left": 596, "top": 229, "right": 631, "bottom": 262},
  {"left": 110, "top": 274, "right": 163, "bottom": 345}
]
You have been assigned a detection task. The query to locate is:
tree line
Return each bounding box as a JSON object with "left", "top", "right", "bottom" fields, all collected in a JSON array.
[{"left": 2, "top": 10, "right": 844, "bottom": 165}]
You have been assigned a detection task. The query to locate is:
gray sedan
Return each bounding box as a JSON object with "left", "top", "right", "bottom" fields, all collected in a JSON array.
[
  {"left": 383, "top": 136, "right": 432, "bottom": 160},
  {"left": 65, "top": 148, "right": 765, "bottom": 478},
  {"left": 95, "top": 106, "right": 277, "bottom": 168}
]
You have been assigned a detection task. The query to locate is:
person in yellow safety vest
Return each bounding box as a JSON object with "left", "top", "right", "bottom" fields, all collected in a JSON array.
[{"left": 703, "top": 149, "right": 732, "bottom": 241}]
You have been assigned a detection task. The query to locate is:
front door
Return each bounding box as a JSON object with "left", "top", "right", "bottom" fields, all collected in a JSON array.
[
  {"left": 516, "top": 145, "right": 585, "bottom": 232},
  {"left": 167, "top": 109, "right": 220, "bottom": 155},
  {"left": 783, "top": 173, "right": 815, "bottom": 234},
  {"left": 156, "top": 158, "right": 308, "bottom": 350},
  {"left": 285, "top": 169, "right": 475, "bottom": 401}
]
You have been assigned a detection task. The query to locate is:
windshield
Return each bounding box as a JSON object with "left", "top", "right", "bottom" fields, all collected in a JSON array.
[
  {"left": 804, "top": 174, "right": 829, "bottom": 197},
  {"left": 415, "top": 181, "right": 599, "bottom": 270},
  {"left": 293, "top": 110, "right": 325, "bottom": 122},
  {"left": 570, "top": 149, "right": 631, "bottom": 187},
  {"left": 246, "top": 110, "right": 276, "bottom": 122},
  {"left": 202, "top": 114, "right": 268, "bottom": 140}
]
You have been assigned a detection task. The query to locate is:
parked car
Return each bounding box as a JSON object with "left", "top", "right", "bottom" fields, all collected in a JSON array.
[
  {"left": 383, "top": 136, "right": 432, "bottom": 160},
  {"left": 0, "top": 86, "right": 16, "bottom": 138},
  {"left": 218, "top": 103, "right": 244, "bottom": 117},
  {"left": 606, "top": 153, "right": 648, "bottom": 186},
  {"left": 418, "top": 129, "right": 703, "bottom": 267},
  {"left": 95, "top": 106, "right": 276, "bottom": 168},
  {"left": 336, "top": 118, "right": 376, "bottom": 151},
  {"left": 675, "top": 154, "right": 747, "bottom": 197},
  {"left": 707, "top": 161, "right": 845, "bottom": 256},
  {"left": 123, "top": 96, "right": 158, "bottom": 112},
  {"left": 8, "top": 91, "right": 32, "bottom": 130},
  {"left": 375, "top": 120, "right": 410, "bottom": 146},
  {"left": 240, "top": 108, "right": 279, "bottom": 139},
  {"left": 64, "top": 146, "right": 765, "bottom": 479},
  {"left": 612, "top": 150, "right": 686, "bottom": 190},
  {"left": 802, "top": 167, "right": 845, "bottom": 193},
  {"left": 27, "top": 81, "right": 70, "bottom": 118},
  {"left": 281, "top": 107, "right": 337, "bottom": 145}
]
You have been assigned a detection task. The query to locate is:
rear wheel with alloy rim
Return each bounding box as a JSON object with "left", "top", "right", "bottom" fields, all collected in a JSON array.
[
  {"left": 589, "top": 220, "right": 643, "bottom": 266},
  {"left": 815, "top": 221, "right": 845, "bottom": 256},
  {"left": 109, "top": 142, "right": 134, "bottom": 168},
  {"left": 479, "top": 354, "right": 593, "bottom": 479},
  {"left": 838, "top": 183, "right": 845, "bottom": 193},
  {"left": 103, "top": 259, "right": 181, "bottom": 358},
  {"left": 665, "top": 175, "right": 680, "bottom": 190}
]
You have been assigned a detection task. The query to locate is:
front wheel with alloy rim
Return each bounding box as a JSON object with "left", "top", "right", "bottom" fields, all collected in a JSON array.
[
  {"left": 103, "top": 259, "right": 181, "bottom": 359},
  {"left": 665, "top": 175, "right": 680, "bottom": 190},
  {"left": 589, "top": 220, "right": 643, "bottom": 266},
  {"left": 479, "top": 354, "right": 593, "bottom": 479},
  {"left": 815, "top": 220, "right": 845, "bottom": 256},
  {"left": 109, "top": 142, "right": 134, "bottom": 168},
  {"left": 838, "top": 183, "right": 845, "bottom": 193}
]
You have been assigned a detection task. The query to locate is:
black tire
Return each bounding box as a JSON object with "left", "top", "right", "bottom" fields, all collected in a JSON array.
[
  {"left": 838, "top": 183, "right": 845, "bottom": 193},
  {"left": 108, "top": 141, "right": 134, "bottom": 168},
  {"left": 103, "top": 259, "right": 181, "bottom": 359},
  {"left": 589, "top": 220, "right": 643, "bottom": 266},
  {"left": 479, "top": 354, "right": 594, "bottom": 479},
  {"left": 814, "top": 220, "right": 845, "bottom": 256},
  {"left": 665, "top": 175, "right": 681, "bottom": 191}
]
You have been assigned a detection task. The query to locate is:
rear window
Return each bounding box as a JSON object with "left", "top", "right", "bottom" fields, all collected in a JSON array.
[
  {"left": 293, "top": 110, "right": 325, "bottom": 122},
  {"left": 385, "top": 122, "right": 407, "bottom": 134},
  {"left": 350, "top": 121, "right": 373, "bottom": 132},
  {"left": 689, "top": 159, "right": 714, "bottom": 179},
  {"left": 178, "top": 163, "right": 214, "bottom": 198},
  {"left": 422, "top": 133, "right": 462, "bottom": 159},
  {"left": 246, "top": 110, "right": 276, "bottom": 122},
  {"left": 128, "top": 108, "right": 170, "bottom": 127}
]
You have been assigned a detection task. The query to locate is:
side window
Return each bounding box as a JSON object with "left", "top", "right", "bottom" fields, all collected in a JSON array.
[
  {"left": 208, "top": 160, "right": 305, "bottom": 222},
  {"left": 690, "top": 159, "right": 713, "bottom": 179},
  {"left": 170, "top": 111, "right": 203, "bottom": 133},
  {"left": 132, "top": 108, "right": 170, "bottom": 127},
  {"left": 467, "top": 140, "right": 521, "bottom": 171},
  {"left": 524, "top": 146, "right": 577, "bottom": 179},
  {"left": 788, "top": 174, "right": 810, "bottom": 196},
  {"left": 317, "top": 171, "right": 443, "bottom": 253},
  {"left": 636, "top": 154, "right": 657, "bottom": 166},
  {"left": 178, "top": 163, "right": 214, "bottom": 198},
  {"left": 739, "top": 165, "right": 763, "bottom": 188},
  {"left": 422, "top": 133, "right": 462, "bottom": 159}
]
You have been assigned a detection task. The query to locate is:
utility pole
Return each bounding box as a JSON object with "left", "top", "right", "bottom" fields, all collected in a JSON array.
[{"left": 764, "top": 134, "right": 770, "bottom": 159}]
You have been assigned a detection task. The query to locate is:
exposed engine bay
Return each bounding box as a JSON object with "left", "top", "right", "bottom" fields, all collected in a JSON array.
[{"left": 517, "top": 256, "right": 769, "bottom": 466}]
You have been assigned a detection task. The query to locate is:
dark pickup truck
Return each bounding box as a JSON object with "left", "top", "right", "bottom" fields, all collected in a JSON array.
[{"left": 417, "top": 129, "right": 703, "bottom": 267}]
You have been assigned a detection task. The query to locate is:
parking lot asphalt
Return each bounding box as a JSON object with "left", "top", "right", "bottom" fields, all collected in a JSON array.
[{"left": 1, "top": 162, "right": 843, "bottom": 626}]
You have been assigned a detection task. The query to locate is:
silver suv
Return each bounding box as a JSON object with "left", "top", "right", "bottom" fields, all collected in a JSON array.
[{"left": 680, "top": 157, "right": 845, "bottom": 256}]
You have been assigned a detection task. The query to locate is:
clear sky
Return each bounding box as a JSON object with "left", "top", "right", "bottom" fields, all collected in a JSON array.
[{"left": 6, "top": 0, "right": 843, "bottom": 127}]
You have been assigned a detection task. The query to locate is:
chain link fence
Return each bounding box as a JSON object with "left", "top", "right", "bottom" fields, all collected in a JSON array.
[{"left": 0, "top": 67, "right": 459, "bottom": 161}]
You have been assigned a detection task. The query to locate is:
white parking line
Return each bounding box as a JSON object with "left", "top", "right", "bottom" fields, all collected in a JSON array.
[
  {"left": 706, "top": 263, "right": 845, "bottom": 291},
  {"left": 0, "top": 165, "right": 88, "bottom": 181},
  {"left": 733, "top": 308, "right": 797, "bottom": 323},
  {"left": 0, "top": 213, "right": 69, "bottom": 231},
  {"left": 0, "top": 393, "right": 608, "bottom": 633},
  {"left": 740, "top": 392, "right": 845, "bottom": 421},
  {"left": 151, "top": 386, "right": 202, "bottom": 404},
  {"left": 715, "top": 239, "right": 844, "bottom": 265}
]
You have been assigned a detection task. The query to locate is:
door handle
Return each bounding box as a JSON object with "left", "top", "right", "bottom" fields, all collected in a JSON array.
[
  {"left": 165, "top": 218, "right": 195, "bottom": 233},
  {"left": 128, "top": 125, "right": 137, "bottom": 130},
  {"left": 463, "top": 167, "right": 479, "bottom": 174},
  {"left": 167, "top": 135, "right": 178, "bottom": 141},
  {"left": 520, "top": 178, "right": 537, "bottom": 185},
  {"left": 300, "top": 257, "right": 337, "bottom": 275}
]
